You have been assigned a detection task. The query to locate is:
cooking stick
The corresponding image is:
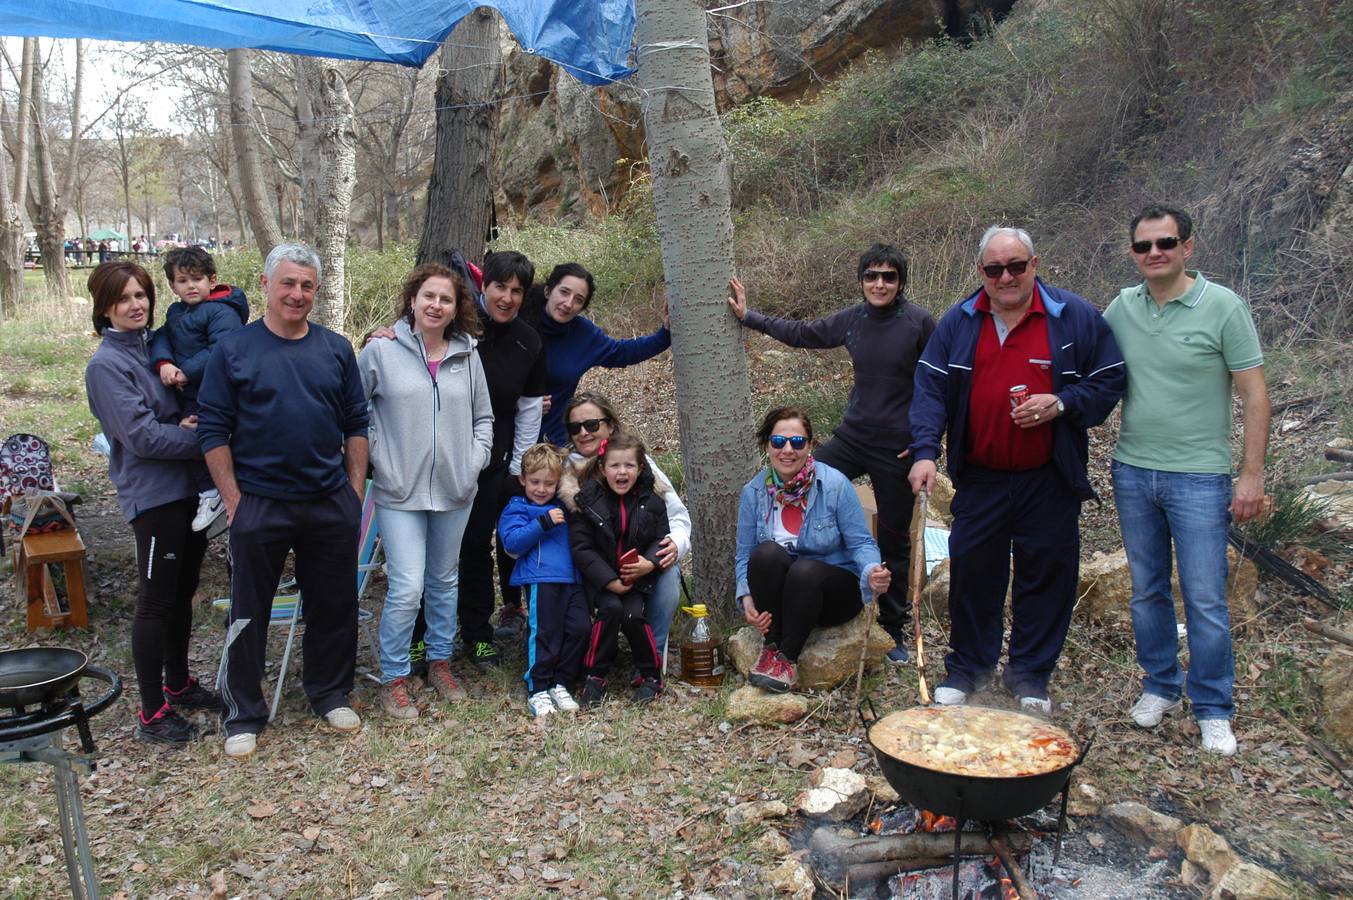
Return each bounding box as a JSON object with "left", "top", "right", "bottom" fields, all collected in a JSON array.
[
  {"left": 911, "top": 489, "right": 931, "bottom": 705},
  {"left": 852, "top": 591, "right": 872, "bottom": 714}
]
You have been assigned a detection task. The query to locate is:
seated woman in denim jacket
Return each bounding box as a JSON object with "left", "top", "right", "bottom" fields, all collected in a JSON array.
[{"left": 735, "top": 406, "right": 891, "bottom": 693}]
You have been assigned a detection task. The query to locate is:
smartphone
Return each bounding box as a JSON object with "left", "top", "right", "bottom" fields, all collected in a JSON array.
[{"left": 618, "top": 548, "right": 641, "bottom": 584}]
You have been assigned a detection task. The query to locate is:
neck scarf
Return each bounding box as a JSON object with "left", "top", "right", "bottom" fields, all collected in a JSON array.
[{"left": 766, "top": 455, "right": 815, "bottom": 509}]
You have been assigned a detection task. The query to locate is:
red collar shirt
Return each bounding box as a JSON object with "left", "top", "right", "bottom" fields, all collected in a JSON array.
[{"left": 965, "top": 288, "right": 1055, "bottom": 470}]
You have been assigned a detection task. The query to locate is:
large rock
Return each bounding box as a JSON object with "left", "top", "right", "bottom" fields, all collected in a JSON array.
[
  {"left": 729, "top": 607, "right": 893, "bottom": 690},
  {"left": 766, "top": 855, "right": 815, "bottom": 900},
  {"left": 1101, "top": 801, "right": 1184, "bottom": 848},
  {"left": 726, "top": 685, "right": 810, "bottom": 724},
  {"left": 796, "top": 767, "right": 869, "bottom": 821},
  {"left": 921, "top": 557, "right": 950, "bottom": 620},
  {"left": 1207, "top": 861, "right": 1294, "bottom": 899},
  {"left": 1177, "top": 824, "right": 1241, "bottom": 882},
  {"left": 725, "top": 799, "right": 790, "bottom": 826},
  {"left": 1305, "top": 476, "right": 1353, "bottom": 534},
  {"left": 928, "top": 472, "right": 956, "bottom": 525},
  {"left": 1317, "top": 647, "right": 1353, "bottom": 748},
  {"left": 1077, "top": 550, "right": 1133, "bottom": 623}
]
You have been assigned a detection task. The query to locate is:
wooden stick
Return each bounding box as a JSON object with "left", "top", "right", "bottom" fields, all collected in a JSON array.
[
  {"left": 990, "top": 833, "right": 1039, "bottom": 900},
  {"left": 852, "top": 596, "right": 872, "bottom": 716},
  {"left": 1303, "top": 617, "right": 1353, "bottom": 650},
  {"left": 1304, "top": 471, "right": 1353, "bottom": 484},
  {"left": 910, "top": 490, "right": 931, "bottom": 705},
  {"left": 810, "top": 826, "right": 1031, "bottom": 866},
  {"left": 1324, "top": 448, "right": 1353, "bottom": 464}
]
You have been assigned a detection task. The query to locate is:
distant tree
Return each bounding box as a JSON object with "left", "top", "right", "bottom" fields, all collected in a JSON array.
[
  {"left": 227, "top": 49, "right": 283, "bottom": 255},
  {"left": 0, "top": 38, "right": 36, "bottom": 318}
]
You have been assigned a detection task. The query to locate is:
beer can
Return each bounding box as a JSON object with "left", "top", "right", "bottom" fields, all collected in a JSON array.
[{"left": 1009, "top": 384, "right": 1029, "bottom": 409}]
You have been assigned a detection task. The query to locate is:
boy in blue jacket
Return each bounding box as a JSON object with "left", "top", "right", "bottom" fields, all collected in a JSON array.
[
  {"left": 149, "top": 245, "right": 249, "bottom": 532},
  {"left": 498, "top": 444, "right": 588, "bottom": 717}
]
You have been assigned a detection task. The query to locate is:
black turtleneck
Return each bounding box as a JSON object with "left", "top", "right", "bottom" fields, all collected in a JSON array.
[
  {"left": 741, "top": 298, "right": 936, "bottom": 450},
  {"left": 475, "top": 307, "right": 547, "bottom": 468}
]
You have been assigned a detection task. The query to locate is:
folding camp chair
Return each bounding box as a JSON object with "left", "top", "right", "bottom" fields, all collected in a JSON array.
[{"left": 214, "top": 484, "right": 383, "bottom": 722}]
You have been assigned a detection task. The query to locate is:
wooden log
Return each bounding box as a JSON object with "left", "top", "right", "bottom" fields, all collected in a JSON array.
[
  {"left": 1304, "top": 471, "right": 1353, "bottom": 484},
  {"left": 809, "top": 826, "right": 1032, "bottom": 868},
  {"left": 1302, "top": 617, "right": 1353, "bottom": 650},
  {"left": 990, "top": 833, "right": 1039, "bottom": 900},
  {"left": 844, "top": 858, "right": 954, "bottom": 884},
  {"left": 1324, "top": 448, "right": 1353, "bottom": 465}
]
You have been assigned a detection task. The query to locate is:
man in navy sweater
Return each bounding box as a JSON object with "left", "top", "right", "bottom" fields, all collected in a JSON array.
[
  {"left": 729, "top": 243, "right": 936, "bottom": 662},
  {"left": 908, "top": 227, "right": 1124, "bottom": 713},
  {"left": 197, "top": 243, "right": 370, "bottom": 759}
]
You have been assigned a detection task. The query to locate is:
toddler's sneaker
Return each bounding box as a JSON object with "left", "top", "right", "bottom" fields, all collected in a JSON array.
[
  {"left": 548, "top": 685, "right": 579, "bottom": 712},
  {"left": 631, "top": 677, "right": 663, "bottom": 705},
  {"left": 192, "top": 490, "right": 225, "bottom": 532},
  {"left": 578, "top": 676, "right": 607, "bottom": 708},
  {"left": 527, "top": 691, "right": 556, "bottom": 718}
]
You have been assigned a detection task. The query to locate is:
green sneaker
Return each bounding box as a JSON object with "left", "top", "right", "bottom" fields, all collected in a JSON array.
[{"left": 471, "top": 640, "right": 500, "bottom": 669}]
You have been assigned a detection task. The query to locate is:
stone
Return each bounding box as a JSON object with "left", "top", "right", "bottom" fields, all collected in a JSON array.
[
  {"left": 756, "top": 829, "right": 792, "bottom": 857},
  {"left": 1207, "top": 861, "right": 1294, "bottom": 899},
  {"left": 1317, "top": 648, "right": 1353, "bottom": 747},
  {"left": 765, "top": 855, "right": 814, "bottom": 900},
  {"left": 1177, "top": 823, "right": 1241, "bottom": 882},
  {"left": 796, "top": 767, "right": 869, "bottom": 821},
  {"left": 1181, "top": 859, "right": 1209, "bottom": 890},
  {"left": 928, "top": 472, "right": 956, "bottom": 525},
  {"left": 1305, "top": 477, "right": 1353, "bottom": 534},
  {"left": 725, "top": 800, "right": 790, "bottom": 826},
  {"left": 1101, "top": 801, "right": 1184, "bottom": 848},
  {"left": 865, "top": 774, "right": 900, "bottom": 805},
  {"left": 1172, "top": 546, "right": 1259, "bottom": 625},
  {"left": 920, "top": 558, "right": 950, "bottom": 620},
  {"left": 725, "top": 686, "right": 810, "bottom": 724},
  {"left": 728, "top": 607, "right": 893, "bottom": 690},
  {"left": 1067, "top": 782, "right": 1103, "bottom": 818},
  {"left": 1076, "top": 550, "right": 1133, "bottom": 623}
]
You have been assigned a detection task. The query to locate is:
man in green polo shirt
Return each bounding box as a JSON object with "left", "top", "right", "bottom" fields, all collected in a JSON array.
[{"left": 1104, "top": 203, "right": 1270, "bottom": 757}]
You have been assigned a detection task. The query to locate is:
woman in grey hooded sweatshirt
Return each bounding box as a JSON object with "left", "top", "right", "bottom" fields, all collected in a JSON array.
[{"left": 358, "top": 263, "right": 493, "bottom": 719}]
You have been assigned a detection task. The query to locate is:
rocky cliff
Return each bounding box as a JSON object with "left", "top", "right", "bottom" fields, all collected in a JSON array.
[{"left": 496, "top": 0, "right": 1011, "bottom": 220}]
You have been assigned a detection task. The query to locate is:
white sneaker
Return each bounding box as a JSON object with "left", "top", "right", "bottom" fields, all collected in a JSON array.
[
  {"left": 528, "top": 691, "right": 556, "bottom": 718},
  {"left": 224, "top": 732, "right": 257, "bottom": 759},
  {"left": 548, "top": 685, "right": 579, "bottom": 712},
  {"left": 1200, "top": 719, "right": 1237, "bottom": 756},
  {"left": 933, "top": 686, "right": 967, "bottom": 706},
  {"left": 1130, "top": 692, "right": 1182, "bottom": 728},
  {"left": 324, "top": 706, "right": 362, "bottom": 732},
  {"left": 1019, "top": 695, "right": 1053, "bottom": 715},
  {"left": 192, "top": 492, "right": 225, "bottom": 532}
]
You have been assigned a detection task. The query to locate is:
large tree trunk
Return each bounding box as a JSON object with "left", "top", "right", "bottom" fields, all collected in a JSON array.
[
  {"left": 29, "top": 68, "right": 69, "bottom": 299},
  {"left": 294, "top": 57, "right": 320, "bottom": 244},
  {"left": 0, "top": 39, "right": 36, "bottom": 317},
  {"left": 635, "top": 0, "right": 757, "bottom": 606},
  {"left": 228, "top": 49, "right": 283, "bottom": 255},
  {"left": 303, "top": 65, "right": 356, "bottom": 333},
  {"left": 416, "top": 8, "right": 503, "bottom": 266}
]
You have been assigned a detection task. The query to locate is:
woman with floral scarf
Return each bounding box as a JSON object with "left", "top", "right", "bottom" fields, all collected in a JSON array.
[{"left": 733, "top": 406, "right": 891, "bottom": 692}]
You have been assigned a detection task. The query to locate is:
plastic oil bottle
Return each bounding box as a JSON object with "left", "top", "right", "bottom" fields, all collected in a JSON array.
[{"left": 679, "top": 604, "right": 725, "bottom": 688}]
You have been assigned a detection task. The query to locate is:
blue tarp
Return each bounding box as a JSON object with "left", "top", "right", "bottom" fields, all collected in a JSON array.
[{"left": 0, "top": 0, "right": 635, "bottom": 85}]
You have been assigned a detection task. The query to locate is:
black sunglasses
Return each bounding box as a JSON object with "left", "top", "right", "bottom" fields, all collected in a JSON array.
[
  {"left": 981, "top": 259, "right": 1030, "bottom": 279},
  {"left": 1131, "top": 236, "right": 1182, "bottom": 254},
  {"left": 566, "top": 417, "right": 609, "bottom": 436},
  {"left": 862, "top": 269, "right": 900, "bottom": 285},
  {"left": 768, "top": 434, "right": 808, "bottom": 450}
]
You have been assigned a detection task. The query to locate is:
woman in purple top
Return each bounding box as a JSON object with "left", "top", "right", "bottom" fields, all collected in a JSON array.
[{"left": 83, "top": 261, "right": 222, "bottom": 746}]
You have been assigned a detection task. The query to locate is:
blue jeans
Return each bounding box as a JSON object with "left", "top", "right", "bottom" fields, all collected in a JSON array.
[
  {"left": 647, "top": 565, "right": 681, "bottom": 659},
  {"left": 376, "top": 504, "right": 473, "bottom": 683},
  {"left": 1111, "top": 461, "right": 1233, "bottom": 720}
]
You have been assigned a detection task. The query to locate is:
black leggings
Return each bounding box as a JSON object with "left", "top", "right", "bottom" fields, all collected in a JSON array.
[
  {"left": 129, "top": 498, "right": 208, "bottom": 715},
  {"left": 747, "top": 541, "right": 862, "bottom": 660}
]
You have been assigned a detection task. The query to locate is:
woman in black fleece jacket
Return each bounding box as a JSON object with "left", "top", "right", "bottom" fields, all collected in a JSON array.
[{"left": 568, "top": 431, "right": 670, "bottom": 707}]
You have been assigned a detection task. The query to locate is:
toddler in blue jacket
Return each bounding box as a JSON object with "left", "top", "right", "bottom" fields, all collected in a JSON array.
[
  {"left": 149, "top": 246, "right": 249, "bottom": 532},
  {"left": 498, "top": 444, "right": 589, "bottom": 717}
]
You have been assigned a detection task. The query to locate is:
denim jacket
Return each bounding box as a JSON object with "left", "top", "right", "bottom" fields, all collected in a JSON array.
[{"left": 734, "top": 461, "right": 882, "bottom": 608}]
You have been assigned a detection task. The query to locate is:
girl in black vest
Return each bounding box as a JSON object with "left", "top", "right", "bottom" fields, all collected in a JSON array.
[{"left": 568, "top": 432, "right": 670, "bottom": 708}]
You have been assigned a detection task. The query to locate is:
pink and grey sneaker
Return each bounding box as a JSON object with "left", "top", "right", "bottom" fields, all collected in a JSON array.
[
  {"left": 135, "top": 702, "right": 197, "bottom": 745},
  {"left": 163, "top": 677, "right": 222, "bottom": 712}
]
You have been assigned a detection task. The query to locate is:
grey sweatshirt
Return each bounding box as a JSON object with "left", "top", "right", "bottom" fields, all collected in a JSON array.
[{"left": 357, "top": 318, "right": 493, "bottom": 510}]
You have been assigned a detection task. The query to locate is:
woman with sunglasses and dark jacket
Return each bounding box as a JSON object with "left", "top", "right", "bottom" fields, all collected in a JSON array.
[
  {"left": 728, "top": 244, "right": 934, "bottom": 665},
  {"left": 561, "top": 392, "right": 691, "bottom": 660},
  {"left": 525, "top": 262, "right": 671, "bottom": 445},
  {"left": 735, "top": 406, "right": 890, "bottom": 693}
]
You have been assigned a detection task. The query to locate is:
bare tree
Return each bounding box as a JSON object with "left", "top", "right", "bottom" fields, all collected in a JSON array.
[
  {"left": 227, "top": 49, "right": 283, "bottom": 254},
  {"left": 635, "top": 0, "right": 756, "bottom": 603},
  {"left": 24, "top": 38, "right": 85, "bottom": 300},
  {"left": 354, "top": 66, "right": 424, "bottom": 250},
  {"left": 416, "top": 8, "right": 504, "bottom": 265},
  {"left": 300, "top": 61, "right": 356, "bottom": 331},
  {"left": 0, "top": 38, "right": 37, "bottom": 317}
]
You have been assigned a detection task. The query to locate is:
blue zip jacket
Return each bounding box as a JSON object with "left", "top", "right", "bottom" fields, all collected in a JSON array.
[
  {"left": 498, "top": 495, "right": 578, "bottom": 585},
  {"left": 536, "top": 313, "right": 670, "bottom": 444},
  {"left": 148, "top": 285, "right": 249, "bottom": 399},
  {"left": 909, "top": 279, "right": 1125, "bottom": 501},
  {"left": 734, "top": 461, "right": 882, "bottom": 607}
]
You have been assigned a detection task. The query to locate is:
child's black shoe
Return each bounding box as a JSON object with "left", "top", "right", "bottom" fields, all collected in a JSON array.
[
  {"left": 631, "top": 677, "right": 663, "bottom": 705},
  {"left": 135, "top": 703, "right": 197, "bottom": 745},
  {"left": 163, "top": 676, "right": 222, "bottom": 711},
  {"left": 579, "top": 676, "right": 607, "bottom": 708}
]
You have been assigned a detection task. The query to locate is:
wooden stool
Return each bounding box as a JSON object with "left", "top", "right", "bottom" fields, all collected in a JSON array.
[{"left": 18, "top": 528, "right": 89, "bottom": 632}]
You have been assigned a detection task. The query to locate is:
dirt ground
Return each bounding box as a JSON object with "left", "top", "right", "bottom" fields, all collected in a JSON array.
[{"left": 2, "top": 326, "right": 1350, "bottom": 898}]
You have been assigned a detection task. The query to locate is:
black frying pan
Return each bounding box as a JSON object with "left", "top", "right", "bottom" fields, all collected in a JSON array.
[{"left": 0, "top": 647, "right": 90, "bottom": 708}]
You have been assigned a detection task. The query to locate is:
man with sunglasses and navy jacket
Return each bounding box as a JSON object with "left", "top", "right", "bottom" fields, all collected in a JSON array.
[
  {"left": 908, "top": 226, "right": 1124, "bottom": 714},
  {"left": 729, "top": 243, "right": 936, "bottom": 664},
  {"left": 1104, "top": 205, "right": 1269, "bottom": 757}
]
